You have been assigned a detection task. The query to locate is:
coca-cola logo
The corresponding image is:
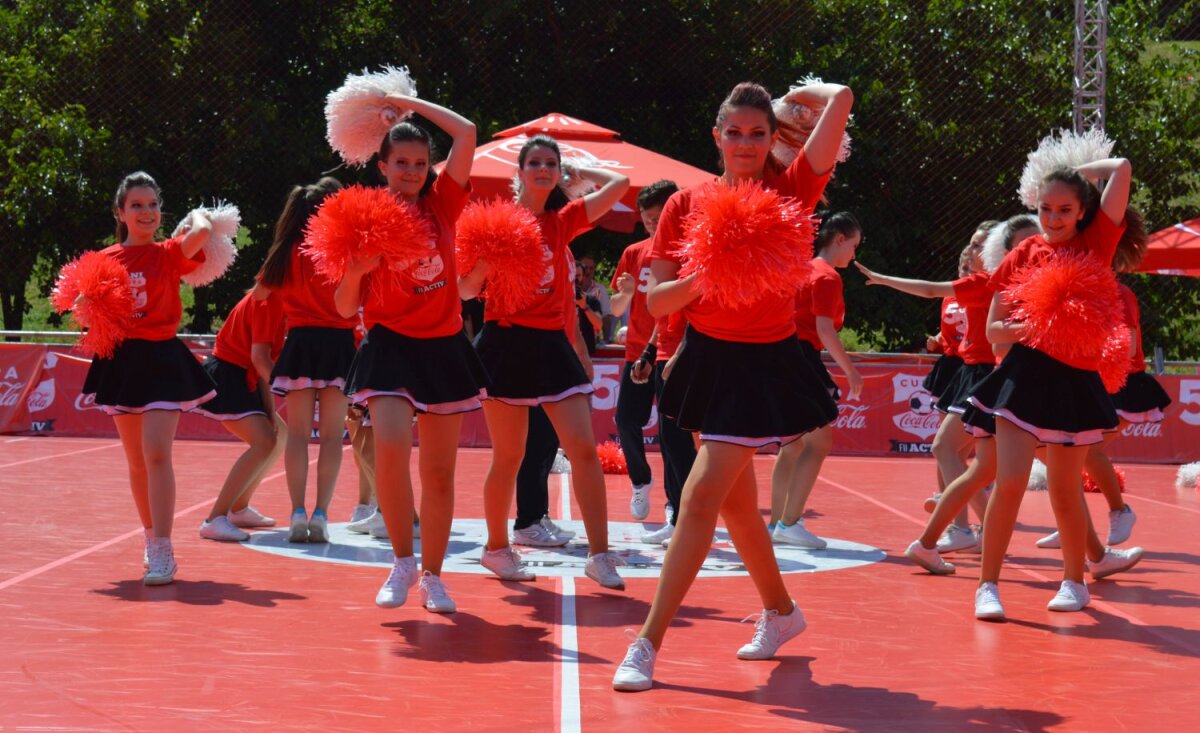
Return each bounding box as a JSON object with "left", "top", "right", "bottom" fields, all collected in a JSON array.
[
  {"left": 27, "top": 379, "right": 55, "bottom": 412},
  {"left": 74, "top": 392, "right": 103, "bottom": 412},
  {"left": 1120, "top": 421, "right": 1162, "bottom": 439},
  {"left": 893, "top": 411, "right": 942, "bottom": 440},
  {"left": 891, "top": 372, "right": 941, "bottom": 439},
  {"left": 0, "top": 380, "right": 26, "bottom": 408},
  {"left": 835, "top": 403, "right": 868, "bottom": 429}
]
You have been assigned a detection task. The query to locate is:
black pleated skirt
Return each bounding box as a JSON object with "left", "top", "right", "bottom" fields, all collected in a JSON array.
[
  {"left": 82, "top": 338, "right": 216, "bottom": 416},
  {"left": 345, "top": 326, "right": 489, "bottom": 414},
  {"left": 270, "top": 326, "right": 357, "bottom": 395},
  {"left": 474, "top": 322, "right": 592, "bottom": 406}
]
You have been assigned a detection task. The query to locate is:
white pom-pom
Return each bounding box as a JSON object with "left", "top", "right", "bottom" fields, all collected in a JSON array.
[
  {"left": 325, "top": 65, "right": 419, "bottom": 166},
  {"left": 559, "top": 160, "right": 598, "bottom": 200},
  {"left": 175, "top": 203, "right": 240, "bottom": 287},
  {"left": 1017, "top": 128, "right": 1115, "bottom": 210},
  {"left": 1176, "top": 461, "right": 1200, "bottom": 492},
  {"left": 771, "top": 76, "right": 853, "bottom": 168},
  {"left": 1027, "top": 459, "right": 1048, "bottom": 491}
]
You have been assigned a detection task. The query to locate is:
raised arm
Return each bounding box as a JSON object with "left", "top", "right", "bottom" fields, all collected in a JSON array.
[
  {"left": 576, "top": 167, "right": 631, "bottom": 224},
  {"left": 784, "top": 83, "right": 854, "bottom": 176},
  {"left": 1075, "top": 157, "right": 1131, "bottom": 226},
  {"left": 178, "top": 210, "right": 213, "bottom": 259},
  {"left": 610, "top": 272, "right": 635, "bottom": 317},
  {"left": 854, "top": 262, "right": 955, "bottom": 299},
  {"left": 385, "top": 96, "right": 477, "bottom": 188}
]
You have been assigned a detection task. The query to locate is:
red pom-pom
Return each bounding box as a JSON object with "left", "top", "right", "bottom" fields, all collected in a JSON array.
[
  {"left": 678, "top": 180, "right": 817, "bottom": 309},
  {"left": 1008, "top": 250, "right": 1125, "bottom": 367},
  {"left": 1098, "top": 326, "right": 1131, "bottom": 393},
  {"left": 301, "top": 185, "right": 435, "bottom": 284},
  {"left": 1083, "top": 465, "right": 1125, "bottom": 493},
  {"left": 596, "top": 440, "right": 628, "bottom": 474},
  {"left": 50, "top": 252, "right": 134, "bottom": 358},
  {"left": 455, "top": 199, "right": 546, "bottom": 314}
]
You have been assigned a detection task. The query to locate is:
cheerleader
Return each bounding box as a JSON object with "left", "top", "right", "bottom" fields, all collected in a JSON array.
[
  {"left": 613, "top": 81, "right": 852, "bottom": 691},
  {"left": 255, "top": 177, "right": 352, "bottom": 544},
  {"left": 462, "top": 134, "right": 629, "bottom": 588},
  {"left": 80, "top": 171, "right": 217, "bottom": 585},
  {"left": 853, "top": 221, "right": 1013, "bottom": 551},
  {"left": 334, "top": 100, "right": 486, "bottom": 613},
  {"left": 963, "top": 157, "right": 1135, "bottom": 618},
  {"left": 610, "top": 180, "right": 680, "bottom": 525},
  {"left": 643, "top": 309, "right": 698, "bottom": 545},
  {"left": 769, "top": 211, "right": 864, "bottom": 548},
  {"left": 193, "top": 289, "right": 288, "bottom": 540}
]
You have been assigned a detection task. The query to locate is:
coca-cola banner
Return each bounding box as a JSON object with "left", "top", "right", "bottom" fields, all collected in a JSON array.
[{"left": 5, "top": 344, "right": 1198, "bottom": 464}]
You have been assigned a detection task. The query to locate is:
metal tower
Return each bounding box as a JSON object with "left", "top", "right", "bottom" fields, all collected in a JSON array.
[{"left": 1074, "top": 0, "right": 1109, "bottom": 132}]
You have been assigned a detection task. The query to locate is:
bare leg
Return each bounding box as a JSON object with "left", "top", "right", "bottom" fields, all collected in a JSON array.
[
  {"left": 284, "top": 389, "right": 317, "bottom": 512},
  {"left": 314, "top": 387, "right": 349, "bottom": 513},
  {"left": 1046, "top": 443, "right": 1089, "bottom": 583},
  {"left": 919, "top": 438, "right": 997, "bottom": 548},
  {"left": 113, "top": 414, "right": 152, "bottom": 529},
  {"left": 369, "top": 396, "right": 416, "bottom": 558},
  {"left": 481, "top": 400, "right": 529, "bottom": 551},
  {"left": 780, "top": 425, "right": 832, "bottom": 525},
  {"left": 1084, "top": 427, "right": 1126, "bottom": 514},
  {"left": 932, "top": 414, "right": 973, "bottom": 527},
  {"left": 416, "top": 412, "right": 463, "bottom": 575},
  {"left": 208, "top": 415, "right": 277, "bottom": 520},
  {"left": 979, "top": 419, "right": 1038, "bottom": 584},
  {"left": 769, "top": 438, "right": 802, "bottom": 524},
  {"left": 720, "top": 462, "right": 792, "bottom": 612},
  {"left": 139, "top": 410, "right": 181, "bottom": 538},
  {"left": 544, "top": 394, "right": 610, "bottom": 554},
  {"left": 230, "top": 413, "right": 287, "bottom": 512}
]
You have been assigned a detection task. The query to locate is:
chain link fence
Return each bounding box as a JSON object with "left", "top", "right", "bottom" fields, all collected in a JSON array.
[{"left": 3, "top": 1, "right": 1198, "bottom": 360}]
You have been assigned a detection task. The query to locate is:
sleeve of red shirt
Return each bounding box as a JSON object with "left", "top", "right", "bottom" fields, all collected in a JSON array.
[
  {"left": 248, "top": 297, "right": 281, "bottom": 346},
  {"left": 1084, "top": 211, "right": 1126, "bottom": 267},
  {"left": 988, "top": 239, "right": 1033, "bottom": 292},
  {"left": 428, "top": 172, "right": 472, "bottom": 222},
  {"left": 952, "top": 273, "right": 992, "bottom": 307},
  {"left": 809, "top": 271, "right": 843, "bottom": 319},
  {"left": 649, "top": 191, "right": 687, "bottom": 265},
  {"left": 560, "top": 198, "right": 594, "bottom": 243},
  {"left": 163, "top": 237, "right": 204, "bottom": 276},
  {"left": 778, "top": 149, "right": 834, "bottom": 213}
]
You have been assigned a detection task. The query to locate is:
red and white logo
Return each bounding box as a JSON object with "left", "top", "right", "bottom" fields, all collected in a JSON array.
[
  {"left": 1120, "top": 422, "right": 1162, "bottom": 439},
  {"left": 891, "top": 373, "right": 941, "bottom": 440},
  {"left": 835, "top": 403, "right": 868, "bottom": 430},
  {"left": 74, "top": 391, "right": 103, "bottom": 412},
  {"left": 27, "top": 379, "right": 55, "bottom": 412}
]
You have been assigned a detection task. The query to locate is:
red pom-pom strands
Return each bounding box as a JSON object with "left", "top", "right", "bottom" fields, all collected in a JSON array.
[
  {"left": 300, "top": 185, "right": 435, "bottom": 286},
  {"left": 50, "top": 252, "right": 135, "bottom": 359},
  {"left": 1098, "top": 327, "right": 1132, "bottom": 393},
  {"left": 175, "top": 203, "right": 241, "bottom": 287},
  {"left": 677, "top": 180, "right": 817, "bottom": 310},
  {"left": 1006, "top": 250, "right": 1126, "bottom": 369},
  {"left": 1083, "top": 466, "right": 1125, "bottom": 494},
  {"left": 455, "top": 199, "right": 546, "bottom": 314},
  {"left": 596, "top": 440, "right": 628, "bottom": 475}
]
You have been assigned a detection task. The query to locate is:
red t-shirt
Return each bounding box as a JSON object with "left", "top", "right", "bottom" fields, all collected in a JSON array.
[
  {"left": 794, "top": 258, "right": 845, "bottom": 350},
  {"left": 611, "top": 239, "right": 655, "bottom": 361},
  {"left": 214, "top": 292, "right": 286, "bottom": 373},
  {"left": 655, "top": 311, "right": 687, "bottom": 362},
  {"left": 952, "top": 273, "right": 993, "bottom": 365},
  {"left": 1118, "top": 282, "right": 1145, "bottom": 374},
  {"left": 562, "top": 250, "right": 578, "bottom": 345},
  {"left": 991, "top": 212, "right": 1126, "bottom": 371},
  {"left": 651, "top": 150, "right": 832, "bottom": 343},
  {"left": 361, "top": 176, "right": 471, "bottom": 338},
  {"left": 275, "top": 247, "right": 358, "bottom": 330},
  {"left": 938, "top": 297, "right": 964, "bottom": 358},
  {"left": 100, "top": 238, "right": 202, "bottom": 340},
  {"left": 486, "top": 198, "right": 592, "bottom": 330}
]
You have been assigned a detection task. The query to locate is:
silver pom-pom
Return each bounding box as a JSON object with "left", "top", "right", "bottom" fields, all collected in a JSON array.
[
  {"left": 175, "top": 202, "right": 240, "bottom": 287},
  {"left": 325, "top": 65, "right": 419, "bottom": 167},
  {"left": 559, "top": 159, "right": 598, "bottom": 200},
  {"left": 771, "top": 76, "right": 853, "bottom": 168},
  {"left": 1017, "top": 128, "right": 1114, "bottom": 210},
  {"left": 1027, "top": 458, "right": 1048, "bottom": 491},
  {"left": 1176, "top": 461, "right": 1200, "bottom": 492}
]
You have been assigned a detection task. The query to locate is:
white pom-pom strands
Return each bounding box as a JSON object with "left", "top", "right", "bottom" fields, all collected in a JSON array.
[
  {"left": 1017, "top": 128, "right": 1114, "bottom": 210},
  {"left": 326, "top": 65, "right": 420, "bottom": 167},
  {"left": 175, "top": 202, "right": 241, "bottom": 287}
]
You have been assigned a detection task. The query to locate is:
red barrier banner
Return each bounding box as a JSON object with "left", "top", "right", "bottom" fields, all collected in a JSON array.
[{"left": 7, "top": 344, "right": 1198, "bottom": 465}]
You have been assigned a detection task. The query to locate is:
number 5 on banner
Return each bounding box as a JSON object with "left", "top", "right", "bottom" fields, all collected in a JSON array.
[
  {"left": 1180, "top": 379, "right": 1200, "bottom": 427},
  {"left": 591, "top": 363, "right": 621, "bottom": 410}
]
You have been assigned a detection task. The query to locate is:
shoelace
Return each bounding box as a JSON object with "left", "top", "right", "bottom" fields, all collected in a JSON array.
[
  {"left": 423, "top": 575, "right": 450, "bottom": 600},
  {"left": 621, "top": 630, "right": 652, "bottom": 667},
  {"left": 741, "top": 609, "right": 780, "bottom": 647}
]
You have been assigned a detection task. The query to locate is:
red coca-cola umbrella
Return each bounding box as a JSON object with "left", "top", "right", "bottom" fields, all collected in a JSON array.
[
  {"left": 441, "top": 113, "right": 714, "bottom": 232},
  {"left": 1137, "top": 216, "right": 1200, "bottom": 277}
]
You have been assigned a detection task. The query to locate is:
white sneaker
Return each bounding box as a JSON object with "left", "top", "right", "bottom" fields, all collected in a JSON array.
[
  {"left": 199, "top": 515, "right": 250, "bottom": 542},
  {"left": 348, "top": 508, "right": 384, "bottom": 535},
  {"left": 1047, "top": 579, "right": 1090, "bottom": 612},
  {"left": 641, "top": 523, "right": 674, "bottom": 545},
  {"left": 349, "top": 503, "right": 375, "bottom": 524},
  {"left": 612, "top": 634, "right": 656, "bottom": 692},
  {"left": 228, "top": 505, "right": 276, "bottom": 528},
  {"left": 936, "top": 524, "right": 979, "bottom": 553},
  {"left": 1088, "top": 546, "right": 1145, "bottom": 580},
  {"left": 585, "top": 552, "right": 626, "bottom": 590},
  {"left": 1106, "top": 505, "right": 1136, "bottom": 546},
  {"left": 974, "top": 582, "right": 1005, "bottom": 620},
  {"left": 288, "top": 510, "right": 308, "bottom": 543},
  {"left": 307, "top": 512, "right": 329, "bottom": 543},
  {"left": 1036, "top": 530, "right": 1061, "bottom": 549},
  {"left": 481, "top": 546, "right": 535, "bottom": 581},
  {"left": 772, "top": 518, "right": 826, "bottom": 549},
  {"left": 630, "top": 482, "right": 651, "bottom": 520},
  {"left": 664, "top": 502, "right": 676, "bottom": 525},
  {"left": 550, "top": 448, "right": 572, "bottom": 474},
  {"left": 143, "top": 528, "right": 152, "bottom": 568},
  {"left": 905, "top": 540, "right": 956, "bottom": 575},
  {"left": 513, "top": 522, "right": 569, "bottom": 547},
  {"left": 923, "top": 492, "right": 941, "bottom": 514},
  {"left": 736, "top": 601, "right": 806, "bottom": 660},
  {"left": 418, "top": 571, "right": 457, "bottom": 614},
  {"left": 376, "top": 555, "right": 418, "bottom": 608},
  {"left": 370, "top": 520, "right": 389, "bottom": 540},
  {"left": 143, "top": 537, "right": 177, "bottom": 586},
  {"left": 540, "top": 515, "right": 575, "bottom": 542}
]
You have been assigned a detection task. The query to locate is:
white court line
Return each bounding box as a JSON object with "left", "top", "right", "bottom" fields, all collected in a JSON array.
[
  {"left": 557, "top": 470, "right": 581, "bottom": 733},
  {"left": 0, "top": 440, "right": 121, "bottom": 469},
  {"left": 5, "top": 436, "right": 30, "bottom": 443}
]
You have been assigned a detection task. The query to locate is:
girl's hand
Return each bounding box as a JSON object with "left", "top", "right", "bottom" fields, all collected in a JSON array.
[
  {"left": 631, "top": 358, "right": 653, "bottom": 384},
  {"left": 614, "top": 272, "right": 635, "bottom": 295},
  {"left": 470, "top": 258, "right": 490, "bottom": 280},
  {"left": 346, "top": 254, "right": 382, "bottom": 279},
  {"left": 845, "top": 369, "right": 864, "bottom": 401},
  {"left": 925, "top": 335, "right": 939, "bottom": 352},
  {"left": 854, "top": 261, "right": 882, "bottom": 285}
]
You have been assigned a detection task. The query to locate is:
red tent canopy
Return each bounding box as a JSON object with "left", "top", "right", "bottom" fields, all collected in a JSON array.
[
  {"left": 441, "top": 113, "right": 713, "bottom": 232},
  {"left": 1137, "top": 217, "right": 1200, "bottom": 277}
]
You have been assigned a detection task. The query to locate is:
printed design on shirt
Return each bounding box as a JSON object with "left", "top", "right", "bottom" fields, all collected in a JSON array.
[
  {"left": 636, "top": 266, "right": 652, "bottom": 294},
  {"left": 944, "top": 301, "right": 967, "bottom": 341},
  {"left": 538, "top": 242, "right": 556, "bottom": 288},
  {"left": 129, "top": 271, "right": 148, "bottom": 315}
]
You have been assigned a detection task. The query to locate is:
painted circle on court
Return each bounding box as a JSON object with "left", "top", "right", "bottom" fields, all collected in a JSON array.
[{"left": 242, "top": 519, "right": 884, "bottom": 578}]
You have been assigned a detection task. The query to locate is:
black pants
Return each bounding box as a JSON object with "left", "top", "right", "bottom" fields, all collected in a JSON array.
[
  {"left": 615, "top": 360, "right": 655, "bottom": 487},
  {"left": 514, "top": 405, "right": 559, "bottom": 530},
  {"left": 655, "top": 361, "right": 695, "bottom": 526}
]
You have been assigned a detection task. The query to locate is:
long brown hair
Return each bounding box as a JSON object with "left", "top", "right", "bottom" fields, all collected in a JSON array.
[{"left": 256, "top": 177, "right": 342, "bottom": 287}]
